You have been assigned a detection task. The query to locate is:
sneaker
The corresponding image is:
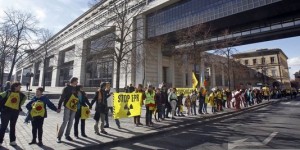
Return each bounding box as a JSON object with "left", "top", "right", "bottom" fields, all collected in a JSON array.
[
  {"left": 56, "top": 138, "right": 61, "bottom": 143},
  {"left": 103, "top": 125, "right": 109, "bottom": 128},
  {"left": 65, "top": 136, "right": 73, "bottom": 141},
  {"left": 95, "top": 132, "right": 100, "bottom": 135},
  {"left": 10, "top": 141, "right": 17, "bottom": 146},
  {"left": 171, "top": 117, "right": 176, "bottom": 120},
  {"left": 101, "top": 130, "right": 108, "bottom": 134}
]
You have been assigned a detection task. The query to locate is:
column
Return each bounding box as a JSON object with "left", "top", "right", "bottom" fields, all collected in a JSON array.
[
  {"left": 200, "top": 52, "right": 205, "bottom": 87},
  {"left": 30, "top": 63, "right": 35, "bottom": 87},
  {"left": 72, "top": 41, "right": 86, "bottom": 85},
  {"left": 20, "top": 68, "right": 24, "bottom": 83},
  {"left": 221, "top": 64, "right": 225, "bottom": 87},
  {"left": 134, "top": 15, "right": 146, "bottom": 86},
  {"left": 38, "top": 63, "right": 44, "bottom": 87},
  {"left": 170, "top": 56, "right": 175, "bottom": 87},
  {"left": 211, "top": 64, "right": 216, "bottom": 88}
]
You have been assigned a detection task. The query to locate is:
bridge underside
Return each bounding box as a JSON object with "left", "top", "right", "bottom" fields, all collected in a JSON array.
[{"left": 155, "top": 0, "right": 300, "bottom": 52}]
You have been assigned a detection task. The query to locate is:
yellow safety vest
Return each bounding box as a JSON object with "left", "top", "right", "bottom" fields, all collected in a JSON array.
[
  {"left": 30, "top": 100, "right": 45, "bottom": 117},
  {"left": 66, "top": 94, "right": 79, "bottom": 112},
  {"left": 5, "top": 92, "right": 20, "bottom": 110},
  {"left": 145, "top": 92, "right": 155, "bottom": 110},
  {"left": 81, "top": 106, "right": 90, "bottom": 119}
]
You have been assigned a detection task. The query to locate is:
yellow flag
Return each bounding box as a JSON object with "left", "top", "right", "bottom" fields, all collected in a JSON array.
[
  {"left": 5, "top": 92, "right": 20, "bottom": 110},
  {"left": 65, "top": 94, "right": 79, "bottom": 112},
  {"left": 30, "top": 100, "right": 45, "bottom": 117},
  {"left": 192, "top": 72, "right": 198, "bottom": 88}
]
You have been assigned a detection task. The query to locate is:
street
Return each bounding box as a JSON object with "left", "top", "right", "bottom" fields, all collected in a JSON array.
[{"left": 102, "top": 97, "right": 300, "bottom": 150}]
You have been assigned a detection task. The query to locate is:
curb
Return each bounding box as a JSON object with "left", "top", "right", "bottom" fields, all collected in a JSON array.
[{"left": 75, "top": 98, "right": 285, "bottom": 150}]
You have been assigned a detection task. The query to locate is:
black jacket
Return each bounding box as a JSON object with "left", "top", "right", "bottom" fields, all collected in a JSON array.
[{"left": 58, "top": 85, "right": 77, "bottom": 109}]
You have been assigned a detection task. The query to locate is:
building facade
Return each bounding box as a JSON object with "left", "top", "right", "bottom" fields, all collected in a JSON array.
[
  {"left": 232, "top": 48, "right": 290, "bottom": 88},
  {"left": 15, "top": 0, "right": 292, "bottom": 90}
]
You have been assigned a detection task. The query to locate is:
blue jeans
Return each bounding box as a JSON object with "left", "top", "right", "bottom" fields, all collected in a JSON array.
[
  {"left": 105, "top": 107, "right": 120, "bottom": 128},
  {"left": 203, "top": 103, "right": 207, "bottom": 113},
  {"left": 191, "top": 102, "right": 197, "bottom": 115}
]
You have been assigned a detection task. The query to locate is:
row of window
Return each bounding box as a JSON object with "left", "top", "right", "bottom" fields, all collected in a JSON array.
[
  {"left": 243, "top": 57, "right": 276, "bottom": 65},
  {"left": 147, "top": 0, "right": 282, "bottom": 37}
]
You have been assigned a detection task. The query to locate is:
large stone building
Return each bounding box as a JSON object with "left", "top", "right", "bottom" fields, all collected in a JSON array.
[
  {"left": 15, "top": 0, "right": 298, "bottom": 90},
  {"left": 232, "top": 48, "right": 290, "bottom": 88},
  {"left": 295, "top": 71, "right": 300, "bottom": 82}
]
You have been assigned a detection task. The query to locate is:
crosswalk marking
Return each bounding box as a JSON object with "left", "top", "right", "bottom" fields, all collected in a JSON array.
[{"left": 133, "top": 143, "right": 163, "bottom": 149}]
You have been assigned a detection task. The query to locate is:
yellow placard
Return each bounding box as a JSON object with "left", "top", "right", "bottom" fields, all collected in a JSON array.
[
  {"left": 65, "top": 94, "right": 79, "bottom": 112},
  {"left": 81, "top": 106, "right": 90, "bottom": 119},
  {"left": 113, "top": 93, "right": 142, "bottom": 119},
  {"left": 5, "top": 92, "right": 20, "bottom": 110},
  {"left": 176, "top": 88, "right": 197, "bottom": 96},
  {"left": 31, "top": 100, "right": 45, "bottom": 117}
]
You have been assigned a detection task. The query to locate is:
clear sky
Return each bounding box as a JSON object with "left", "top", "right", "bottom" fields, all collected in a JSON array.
[{"left": 1, "top": 0, "right": 299, "bottom": 79}]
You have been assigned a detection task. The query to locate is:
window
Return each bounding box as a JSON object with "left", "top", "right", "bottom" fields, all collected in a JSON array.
[
  {"left": 270, "top": 57, "right": 275, "bottom": 64},
  {"left": 253, "top": 59, "right": 256, "bottom": 65},
  {"left": 64, "top": 50, "right": 74, "bottom": 63},
  {"left": 244, "top": 60, "right": 248, "bottom": 65},
  {"left": 272, "top": 70, "right": 276, "bottom": 77},
  {"left": 261, "top": 57, "right": 266, "bottom": 64}
]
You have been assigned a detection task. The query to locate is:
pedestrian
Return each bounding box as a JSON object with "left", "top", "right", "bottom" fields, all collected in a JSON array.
[
  {"left": 74, "top": 85, "right": 91, "bottom": 138},
  {"left": 145, "top": 85, "right": 155, "bottom": 126},
  {"left": 203, "top": 92, "right": 209, "bottom": 114},
  {"left": 208, "top": 90, "right": 216, "bottom": 114},
  {"left": 91, "top": 82, "right": 108, "bottom": 135},
  {"left": 4, "top": 81, "right": 10, "bottom": 92},
  {"left": 26, "top": 82, "right": 30, "bottom": 91},
  {"left": 184, "top": 95, "right": 191, "bottom": 115},
  {"left": 161, "top": 86, "right": 171, "bottom": 119},
  {"left": 198, "top": 87, "right": 205, "bottom": 114},
  {"left": 26, "top": 87, "right": 60, "bottom": 146},
  {"left": 128, "top": 84, "right": 135, "bottom": 93},
  {"left": 154, "top": 88, "right": 163, "bottom": 121},
  {"left": 176, "top": 93, "right": 184, "bottom": 116},
  {"left": 57, "top": 77, "right": 79, "bottom": 143},
  {"left": 104, "top": 82, "right": 121, "bottom": 129},
  {"left": 168, "top": 88, "right": 178, "bottom": 120},
  {"left": 190, "top": 91, "right": 197, "bottom": 115},
  {"left": 0, "top": 82, "right": 26, "bottom": 146},
  {"left": 134, "top": 84, "right": 144, "bottom": 126}
]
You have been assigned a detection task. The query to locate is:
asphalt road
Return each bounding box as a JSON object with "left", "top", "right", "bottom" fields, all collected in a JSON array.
[{"left": 101, "top": 97, "right": 300, "bottom": 150}]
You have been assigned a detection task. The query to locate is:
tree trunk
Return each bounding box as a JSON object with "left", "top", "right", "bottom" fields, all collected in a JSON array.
[
  {"left": 7, "top": 49, "right": 18, "bottom": 82},
  {"left": 116, "top": 58, "right": 121, "bottom": 92},
  {"left": 0, "top": 58, "right": 6, "bottom": 91}
]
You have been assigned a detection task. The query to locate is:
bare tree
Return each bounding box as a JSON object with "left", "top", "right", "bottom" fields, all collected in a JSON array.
[
  {"left": 175, "top": 24, "right": 212, "bottom": 87},
  {"left": 214, "top": 29, "right": 240, "bottom": 89},
  {"left": 2, "top": 9, "right": 38, "bottom": 81},
  {"left": 0, "top": 23, "right": 14, "bottom": 90},
  {"left": 80, "top": 0, "right": 146, "bottom": 91},
  {"left": 36, "top": 28, "right": 54, "bottom": 90}
]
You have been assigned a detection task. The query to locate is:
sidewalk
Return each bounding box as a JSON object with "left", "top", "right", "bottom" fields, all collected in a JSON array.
[{"left": 0, "top": 98, "right": 282, "bottom": 150}]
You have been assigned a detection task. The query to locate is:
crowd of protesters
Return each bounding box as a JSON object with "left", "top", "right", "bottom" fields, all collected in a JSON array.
[{"left": 0, "top": 77, "right": 298, "bottom": 147}]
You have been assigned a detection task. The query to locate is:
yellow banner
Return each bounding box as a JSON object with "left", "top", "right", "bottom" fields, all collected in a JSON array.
[
  {"left": 81, "top": 106, "right": 90, "bottom": 119},
  {"left": 176, "top": 88, "right": 197, "bottom": 96},
  {"left": 113, "top": 93, "right": 142, "bottom": 119}
]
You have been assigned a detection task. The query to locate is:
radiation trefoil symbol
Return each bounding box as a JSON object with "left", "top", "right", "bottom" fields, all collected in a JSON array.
[
  {"left": 70, "top": 99, "right": 77, "bottom": 109},
  {"left": 11, "top": 98, "right": 17, "bottom": 103},
  {"left": 124, "top": 104, "right": 134, "bottom": 116}
]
